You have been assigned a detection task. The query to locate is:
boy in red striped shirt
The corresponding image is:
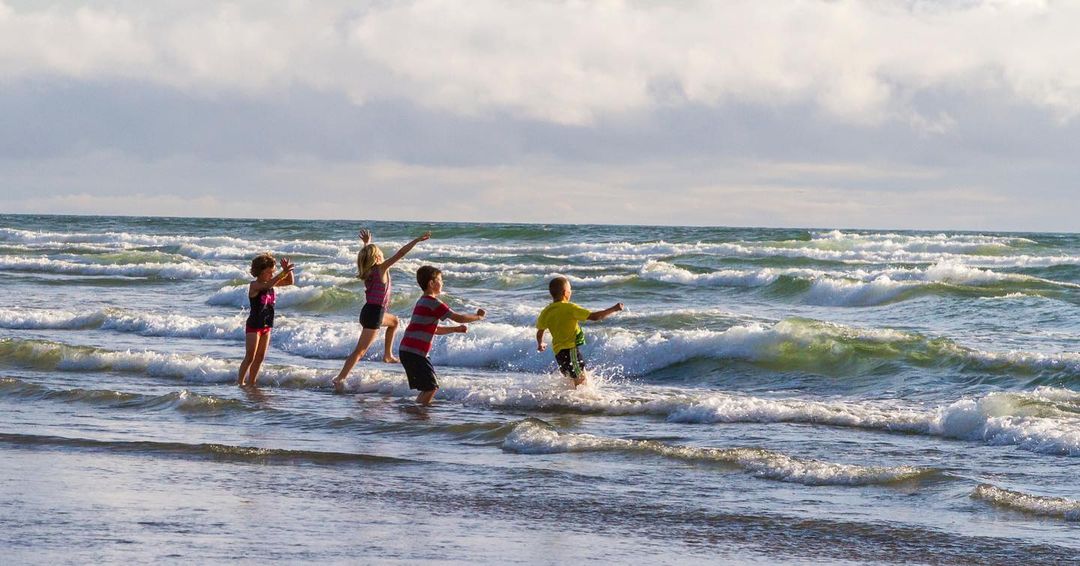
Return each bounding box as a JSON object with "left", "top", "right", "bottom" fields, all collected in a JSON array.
[{"left": 399, "top": 266, "right": 486, "bottom": 405}]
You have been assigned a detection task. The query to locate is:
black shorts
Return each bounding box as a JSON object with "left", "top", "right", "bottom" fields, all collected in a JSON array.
[
  {"left": 400, "top": 351, "right": 439, "bottom": 392},
  {"left": 555, "top": 347, "right": 586, "bottom": 379},
  {"left": 359, "top": 304, "right": 385, "bottom": 330}
]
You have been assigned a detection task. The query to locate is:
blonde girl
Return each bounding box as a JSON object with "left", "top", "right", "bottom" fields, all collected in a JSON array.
[
  {"left": 333, "top": 229, "right": 430, "bottom": 389},
  {"left": 238, "top": 253, "right": 294, "bottom": 387}
]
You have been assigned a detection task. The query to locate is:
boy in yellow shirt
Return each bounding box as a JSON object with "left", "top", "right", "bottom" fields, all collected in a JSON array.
[{"left": 535, "top": 276, "right": 624, "bottom": 387}]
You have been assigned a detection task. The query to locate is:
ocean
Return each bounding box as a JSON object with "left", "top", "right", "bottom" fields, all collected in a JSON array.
[{"left": 0, "top": 214, "right": 1077, "bottom": 564}]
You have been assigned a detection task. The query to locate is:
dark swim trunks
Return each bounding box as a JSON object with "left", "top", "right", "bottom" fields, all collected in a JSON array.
[
  {"left": 555, "top": 347, "right": 586, "bottom": 380},
  {"left": 400, "top": 351, "right": 439, "bottom": 392}
]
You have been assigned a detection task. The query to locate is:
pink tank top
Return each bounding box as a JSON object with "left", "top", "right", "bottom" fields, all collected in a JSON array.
[{"left": 365, "top": 268, "right": 391, "bottom": 308}]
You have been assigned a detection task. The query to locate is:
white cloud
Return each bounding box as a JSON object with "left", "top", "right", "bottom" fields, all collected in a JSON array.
[{"left": 3, "top": 1, "right": 1080, "bottom": 127}]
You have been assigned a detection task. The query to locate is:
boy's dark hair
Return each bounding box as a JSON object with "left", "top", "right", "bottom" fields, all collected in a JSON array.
[
  {"left": 416, "top": 265, "right": 442, "bottom": 291},
  {"left": 548, "top": 276, "right": 570, "bottom": 300},
  {"left": 250, "top": 253, "right": 275, "bottom": 277}
]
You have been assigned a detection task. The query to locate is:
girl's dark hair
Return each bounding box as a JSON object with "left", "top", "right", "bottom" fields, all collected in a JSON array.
[
  {"left": 250, "top": 253, "right": 275, "bottom": 277},
  {"left": 416, "top": 265, "right": 442, "bottom": 290}
]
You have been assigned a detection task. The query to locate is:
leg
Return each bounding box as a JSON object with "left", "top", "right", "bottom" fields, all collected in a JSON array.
[
  {"left": 381, "top": 313, "right": 399, "bottom": 363},
  {"left": 238, "top": 332, "right": 259, "bottom": 385},
  {"left": 333, "top": 327, "right": 379, "bottom": 387},
  {"left": 416, "top": 388, "right": 437, "bottom": 405},
  {"left": 246, "top": 331, "right": 272, "bottom": 386}
]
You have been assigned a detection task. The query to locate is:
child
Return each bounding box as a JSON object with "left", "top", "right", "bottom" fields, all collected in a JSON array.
[
  {"left": 536, "top": 276, "right": 623, "bottom": 387},
  {"left": 398, "top": 266, "right": 485, "bottom": 405},
  {"left": 333, "top": 229, "right": 430, "bottom": 390},
  {"left": 237, "top": 253, "right": 294, "bottom": 387}
]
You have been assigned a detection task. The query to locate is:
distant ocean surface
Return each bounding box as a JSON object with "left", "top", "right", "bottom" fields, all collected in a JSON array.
[{"left": 1, "top": 214, "right": 1077, "bottom": 564}]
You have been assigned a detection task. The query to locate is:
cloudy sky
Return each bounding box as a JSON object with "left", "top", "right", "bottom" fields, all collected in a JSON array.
[{"left": 1, "top": 0, "right": 1077, "bottom": 231}]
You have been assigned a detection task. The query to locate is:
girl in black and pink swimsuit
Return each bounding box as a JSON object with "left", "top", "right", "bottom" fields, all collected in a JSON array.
[{"left": 237, "top": 253, "right": 294, "bottom": 387}]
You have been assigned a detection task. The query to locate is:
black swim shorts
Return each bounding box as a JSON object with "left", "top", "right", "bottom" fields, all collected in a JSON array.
[
  {"left": 555, "top": 347, "right": 586, "bottom": 380},
  {"left": 400, "top": 351, "right": 439, "bottom": 392},
  {"left": 359, "top": 303, "right": 385, "bottom": 330}
]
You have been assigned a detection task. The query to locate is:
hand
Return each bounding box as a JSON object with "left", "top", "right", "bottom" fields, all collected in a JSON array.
[
  {"left": 359, "top": 229, "right": 372, "bottom": 244},
  {"left": 537, "top": 342, "right": 547, "bottom": 352},
  {"left": 457, "top": 325, "right": 468, "bottom": 334},
  {"left": 476, "top": 308, "right": 486, "bottom": 319},
  {"left": 415, "top": 231, "right": 431, "bottom": 243},
  {"left": 280, "top": 257, "right": 294, "bottom": 271},
  {"left": 613, "top": 302, "right": 624, "bottom": 312}
]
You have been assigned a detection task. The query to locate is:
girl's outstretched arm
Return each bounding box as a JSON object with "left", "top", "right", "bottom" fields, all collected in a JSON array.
[{"left": 381, "top": 231, "right": 431, "bottom": 270}]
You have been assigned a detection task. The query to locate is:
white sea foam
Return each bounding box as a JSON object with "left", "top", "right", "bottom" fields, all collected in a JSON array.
[
  {"left": 4, "top": 336, "right": 1077, "bottom": 455},
  {"left": 501, "top": 420, "right": 932, "bottom": 486},
  {"left": 342, "top": 370, "right": 1080, "bottom": 457},
  {"left": 6, "top": 307, "right": 1075, "bottom": 380},
  {"left": 971, "top": 484, "right": 1080, "bottom": 521},
  {"left": 0, "top": 256, "right": 244, "bottom": 279},
  {"left": 205, "top": 284, "right": 357, "bottom": 309}
]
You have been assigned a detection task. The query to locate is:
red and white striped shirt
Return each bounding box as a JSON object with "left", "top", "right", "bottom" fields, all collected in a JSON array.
[{"left": 398, "top": 295, "right": 454, "bottom": 356}]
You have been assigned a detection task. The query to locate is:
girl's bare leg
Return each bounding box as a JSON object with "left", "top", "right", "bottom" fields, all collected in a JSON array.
[
  {"left": 334, "top": 328, "right": 379, "bottom": 388},
  {"left": 247, "top": 332, "right": 272, "bottom": 386},
  {"left": 382, "top": 313, "right": 399, "bottom": 363},
  {"left": 238, "top": 332, "right": 259, "bottom": 385}
]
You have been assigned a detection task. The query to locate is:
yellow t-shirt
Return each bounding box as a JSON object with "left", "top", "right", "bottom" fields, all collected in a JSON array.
[{"left": 536, "top": 301, "right": 591, "bottom": 353}]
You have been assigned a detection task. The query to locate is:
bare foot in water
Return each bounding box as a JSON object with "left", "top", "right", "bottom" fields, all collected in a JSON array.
[
  {"left": 383, "top": 356, "right": 399, "bottom": 364},
  {"left": 332, "top": 377, "right": 346, "bottom": 393}
]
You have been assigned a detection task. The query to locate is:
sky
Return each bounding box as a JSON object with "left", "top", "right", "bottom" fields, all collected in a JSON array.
[{"left": 0, "top": 0, "right": 1077, "bottom": 231}]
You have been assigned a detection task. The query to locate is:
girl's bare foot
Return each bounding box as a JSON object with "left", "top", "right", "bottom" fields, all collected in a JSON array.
[{"left": 383, "top": 356, "right": 399, "bottom": 364}]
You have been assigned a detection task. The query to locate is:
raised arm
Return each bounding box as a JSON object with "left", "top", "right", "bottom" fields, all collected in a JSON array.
[
  {"left": 448, "top": 308, "right": 486, "bottom": 324},
  {"left": 250, "top": 260, "right": 295, "bottom": 293},
  {"left": 536, "top": 329, "right": 547, "bottom": 352},
  {"left": 275, "top": 258, "right": 295, "bottom": 287},
  {"left": 381, "top": 231, "right": 431, "bottom": 271},
  {"left": 587, "top": 302, "right": 624, "bottom": 322}
]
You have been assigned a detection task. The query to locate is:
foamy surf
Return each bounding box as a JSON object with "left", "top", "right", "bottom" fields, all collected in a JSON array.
[
  {"left": 502, "top": 420, "right": 938, "bottom": 486},
  {"left": 971, "top": 484, "right": 1080, "bottom": 521}
]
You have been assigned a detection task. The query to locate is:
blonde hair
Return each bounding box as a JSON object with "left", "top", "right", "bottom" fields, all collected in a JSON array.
[
  {"left": 250, "top": 253, "right": 275, "bottom": 277},
  {"left": 357, "top": 244, "right": 382, "bottom": 280}
]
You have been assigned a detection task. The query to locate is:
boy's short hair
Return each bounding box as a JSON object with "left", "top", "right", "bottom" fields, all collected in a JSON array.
[
  {"left": 416, "top": 265, "right": 442, "bottom": 290},
  {"left": 250, "top": 253, "right": 275, "bottom": 277},
  {"left": 548, "top": 276, "right": 570, "bottom": 300}
]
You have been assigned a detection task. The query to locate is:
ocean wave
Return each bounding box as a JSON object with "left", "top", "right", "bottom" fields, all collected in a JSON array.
[
  {"left": 0, "top": 377, "right": 249, "bottom": 415},
  {"left": 502, "top": 420, "right": 937, "bottom": 486},
  {"left": 206, "top": 284, "right": 360, "bottom": 311},
  {"left": 344, "top": 372, "right": 1080, "bottom": 457},
  {"left": 0, "top": 337, "right": 329, "bottom": 385},
  {"left": 0, "top": 431, "right": 408, "bottom": 465},
  {"left": 971, "top": 484, "right": 1080, "bottom": 521},
  {"left": 5, "top": 310, "right": 1076, "bottom": 382},
  {"left": 3, "top": 337, "right": 1077, "bottom": 456},
  {"left": 0, "top": 256, "right": 244, "bottom": 280}
]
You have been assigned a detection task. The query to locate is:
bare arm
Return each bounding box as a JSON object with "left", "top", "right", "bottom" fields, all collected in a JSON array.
[
  {"left": 448, "top": 308, "right": 486, "bottom": 324},
  {"left": 434, "top": 325, "right": 467, "bottom": 335},
  {"left": 249, "top": 261, "right": 295, "bottom": 294},
  {"left": 381, "top": 231, "right": 431, "bottom": 271},
  {"left": 536, "top": 329, "right": 547, "bottom": 352},
  {"left": 274, "top": 258, "right": 295, "bottom": 287},
  {"left": 587, "top": 302, "right": 625, "bottom": 322}
]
